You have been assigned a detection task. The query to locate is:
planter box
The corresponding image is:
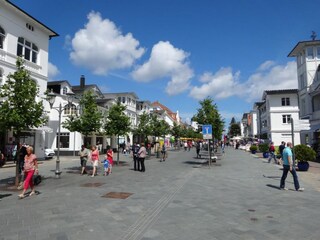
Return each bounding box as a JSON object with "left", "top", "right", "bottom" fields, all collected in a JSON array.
[{"left": 251, "top": 150, "right": 257, "bottom": 154}]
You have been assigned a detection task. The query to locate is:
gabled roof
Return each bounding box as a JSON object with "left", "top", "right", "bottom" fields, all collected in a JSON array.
[
  {"left": 72, "top": 84, "right": 104, "bottom": 97},
  {"left": 152, "top": 101, "right": 177, "bottom": 121},
  {"left": 288, "top": 40, "right": 320, "bottom": 57},
  {"left": 4, "top": 0, "right": 59, "bottom": 38}
]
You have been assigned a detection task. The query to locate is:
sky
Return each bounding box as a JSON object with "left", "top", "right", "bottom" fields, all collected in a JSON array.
[{"left": 11, "top": 0, "right": 320, "bottom": 127}]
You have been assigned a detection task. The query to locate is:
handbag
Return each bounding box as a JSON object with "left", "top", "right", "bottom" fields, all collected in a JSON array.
[{"left": 33, "top": 174, "right": 42, "bottom": 185}]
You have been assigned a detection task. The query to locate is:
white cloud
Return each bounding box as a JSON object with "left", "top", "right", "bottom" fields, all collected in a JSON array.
[
  {"left": 70, "top": 11, "right": 145, "bottom": 75},
  {"left": 189, "top": 61, "right": 298, "bottom": 102},
  {"left": 131, "top": 41, "right": 194, "bottom": 95},
  {"left": 48, "top": 62, "right": 60, "bottom": 80},
  {"left": 189, "top": 67, "right": 240, "bottom": 100}
]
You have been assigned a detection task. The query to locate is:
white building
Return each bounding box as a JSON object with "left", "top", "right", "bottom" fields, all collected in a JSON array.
[
  {"left": 288, "top": 40, "right": 320, "bottom": 149},
  {"left": 255, "top": 89, "right": 300, "bottom": 145},
  {"left": 0, "top": 0, "right": 58, "bottom": 158}
]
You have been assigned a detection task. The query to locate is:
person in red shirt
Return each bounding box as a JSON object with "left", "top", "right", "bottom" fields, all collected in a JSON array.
[
  {"left": 268, "top": 142, "right": 277, "bottom": 164},
  {"left": 106, "top": 146, "right": 113, "bottom": 175}
]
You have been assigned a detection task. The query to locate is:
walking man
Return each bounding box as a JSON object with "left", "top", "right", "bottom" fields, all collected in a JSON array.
[
  {"left": 132, "top": 143, "right": 140, "bottom": 171},
  {"left": 280, "top": 142, "right": 304, "bottom": 191}
]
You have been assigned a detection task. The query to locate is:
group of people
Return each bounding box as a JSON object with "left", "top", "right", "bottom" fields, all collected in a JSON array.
[
  {"left": 132, "top": 143, "right": 147, "bottom": 172},
  {"left": 267, "top": 141, "right": 304, "bottom": 192},
  {"left": 79, "top": 145, "right": 113, "bottom": 177}
]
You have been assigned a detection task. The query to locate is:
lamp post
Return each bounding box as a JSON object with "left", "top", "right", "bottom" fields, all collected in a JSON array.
[{"left": 47, "top": 90, "right": 74, "bottom": 178}]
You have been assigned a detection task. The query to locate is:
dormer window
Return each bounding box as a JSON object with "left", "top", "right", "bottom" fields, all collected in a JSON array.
[
  {"left": 62, "top": 87, "right": 67, "bottom": 95},
  {"left": 17, "top": 37, "right": 38, "bottom": 64},
  {"left": 0, "top": 26, "right": 5, "bottom": 49},
  {"left": 307, "top": 47, "right": 314, "bottom": 60}
]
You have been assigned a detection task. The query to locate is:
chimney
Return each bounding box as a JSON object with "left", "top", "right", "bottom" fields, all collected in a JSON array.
[{"left": 80, "top": 75, "right": 85, "bottom": 89}]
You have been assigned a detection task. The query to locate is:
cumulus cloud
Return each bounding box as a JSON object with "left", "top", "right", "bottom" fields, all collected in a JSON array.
[
  {"left": 69, "top": 11, "right": 145, "bottom": 75},
  {"left": 131, "top": 41, "right": 194, "bottom": 95},
  {"left": 189, "top": 61, "right": 298, "bottom": 102},
  {"left": 48, "top": 62, "right": 60, "bottom": 80}
]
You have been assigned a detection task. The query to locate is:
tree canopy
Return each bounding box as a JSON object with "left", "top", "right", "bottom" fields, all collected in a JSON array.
[
  {"left": 63, "top": 90, "right": 103, "bottom": 137},
  {"left": 192, "top": 97, "right": 224, "bottom": 140}
]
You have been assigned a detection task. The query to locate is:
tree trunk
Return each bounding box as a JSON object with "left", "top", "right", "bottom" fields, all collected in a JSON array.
[{"left": 15, "top": 137, "right": 20, "bottom": 187}]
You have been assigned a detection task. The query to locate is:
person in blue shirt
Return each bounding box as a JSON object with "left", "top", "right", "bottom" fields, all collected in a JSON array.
[{"left": 280, "top": 142, "right": 304, "bottom": 191}]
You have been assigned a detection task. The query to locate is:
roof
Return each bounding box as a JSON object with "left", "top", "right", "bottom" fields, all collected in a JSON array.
[
  {"left": 4, "top": 0, "right": 59, "bottom": 38},
  {"left": 288, "top": 40, "right": 320, "bottom": 57},
  {"left": 47, "top": 80, "right": 70, "bottom": 86},
  {"left": 262, "top": 89, "right": 298, "bottom": 100},
  {"left": 152, "top": 101, "right": 177, "bottom": 121},
  {"left": 103, "top": 92, "right": 139, "bottom": 99}
]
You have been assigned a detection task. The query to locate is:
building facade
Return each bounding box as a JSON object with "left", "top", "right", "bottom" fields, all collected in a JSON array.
[
  {"left": 288, "top": 40, "right": 320, "bottom": 151},
  {"left": 255, "top": 90, "right": 300, "bottom": 145},
  {"left": 0, "top": 0, "right": 58, "bottom": 158}
]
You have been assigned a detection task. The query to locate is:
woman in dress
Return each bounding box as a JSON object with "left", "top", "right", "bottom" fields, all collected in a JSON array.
[{"left": 18, "top": 146, "right": 38, "bottom": 199}]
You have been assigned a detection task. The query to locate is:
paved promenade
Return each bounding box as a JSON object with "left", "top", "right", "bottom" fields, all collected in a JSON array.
[{"left": 1, "top": 147, "right": 320, "bottom": 240}]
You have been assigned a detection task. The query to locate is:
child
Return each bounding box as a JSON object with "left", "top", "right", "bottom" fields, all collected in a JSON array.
[
  {"left": 106, "top": 146, "right": 113, "bottom": 175},
  {"left": 102, "top": 158, "right": 109, "bottom": 176}
]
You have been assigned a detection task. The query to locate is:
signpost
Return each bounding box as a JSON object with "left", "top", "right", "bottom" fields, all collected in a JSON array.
[{"left": 202, "top": 124, "right": 213, "bottom": 166}]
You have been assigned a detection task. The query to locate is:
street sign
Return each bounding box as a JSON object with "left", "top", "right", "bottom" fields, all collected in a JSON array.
[
  {"left": 294, "top": 119, "right": 311, "bottom": 131},
  {"left": 202, "top": 124, "right": 213, "bottom": 139}
]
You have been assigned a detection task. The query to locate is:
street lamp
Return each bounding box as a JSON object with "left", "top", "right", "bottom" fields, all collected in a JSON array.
[{"left": 47, "top": 90, "right": 75, "bottom": 178}]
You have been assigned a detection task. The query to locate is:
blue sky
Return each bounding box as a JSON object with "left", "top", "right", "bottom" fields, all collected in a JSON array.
[{"left": 12, "top": 0, "right": 320, "bottom": 126}]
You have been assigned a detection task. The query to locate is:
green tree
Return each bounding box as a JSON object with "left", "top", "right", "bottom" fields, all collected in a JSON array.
[
  {"left": 149, "top": 115, "right": 170, "bottom": 155},
  {"left": 170, "top": 122, "right": 183, "bottom": 148},
  {"left": 0, "top": 58, "right": 47, "bottom": 186},
  {"left": 229, "top": 123, "right": 241, "bottom": 137},
  {"left": 104, "top": 102, "right": 131, "bottom": 164},
  {"left": 192, "top": 97, "right": 224, "bottom": 140},
  {"left": 63, "top": 90, "right": 103, "bottom": 138},
  {"left": 132, "top": 112, "right": 151, "bottom": 144}
]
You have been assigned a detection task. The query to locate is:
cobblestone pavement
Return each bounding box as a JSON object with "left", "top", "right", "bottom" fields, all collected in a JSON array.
[{"left": 0, "top": 147, "right": 320, "bottom": 240}]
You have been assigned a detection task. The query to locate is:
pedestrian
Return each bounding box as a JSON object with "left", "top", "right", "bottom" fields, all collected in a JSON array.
[
  {"left": 132, "top": 143, "right": 140, "bottom": 171},
  {"left": 196, "top": 141, "right": 201, "bottom": 158},
  {"left": 280, "top": 142, "right": 304, "bottom": 191},
  {"left": 279, "top": 141, "right": 286, "bottom": 165},
  {"left": 17, "top": 143, "right": 27, "bottom": 189},
  {"left": 18, "top": 146, "right": 38, "bottom": 199},
  {"left": 138, "top": 143, "right": 147, "bottom": 172},
  {"left": 106, "top": 145, "right": 113, "bottom": 174},
  {"left": 184, "top": 141, "right": 188, "bottom": 151},
  {"left": 160, "top": 144, "right": 167, "bottom": 162},
  {"left": 79, "top": 145, "right": 90, "bottom": 175},
  {"left": 268, "top": 142, "right": 277, "bottom": 164},
  {"left": 90, "top": 145, "right": 99, "bottom": 177}
]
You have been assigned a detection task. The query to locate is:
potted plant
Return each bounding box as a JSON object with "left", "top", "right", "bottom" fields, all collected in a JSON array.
[
  {"left": 259, "top": 143, "right": 269, "bottom": 158},
  {"left": 293, "top": 144, "right": 316, "bottom": 171},
  {"left": 250, "top": 145, "right": 258, "bottom": 154}
]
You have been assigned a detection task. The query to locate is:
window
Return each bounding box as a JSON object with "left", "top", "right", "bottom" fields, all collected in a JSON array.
[
  {"left": 0, "top": 26, "right": 4, "bottom": 49},
  {"left": 16, "top": 37, "right": 38, "bottom": 64},
  {"left": 317, "top": 47, "right": 320, "bottom": 59},
  {"left": 117, "top": 97, "right": 121, "bottom": 103},
  {"left": 282, "top": 115, "right": 291, "bottom": 124},
  {"left": 62, "top": 87, "right": 67, "bottom": 95},
  {"left": 56, "top": 133, "right": 69, "bottom": 148},
  {"left": 122, "top": 97, "right": 125, "bottom": 104},
  {"left": 281, "top": 97, "right": 290, "bottom": 106},
  {"left": 301, "top": 98, "right": 306, "bottom": 116},
  {"left": 307, "top": 47, "right": 314, "bottom": 60},
  {"left": 64, "top": 104, "right": 77, "bottom": 115},
  {"left": 299, "top": 73, "right": 307, "bottom": 89}
]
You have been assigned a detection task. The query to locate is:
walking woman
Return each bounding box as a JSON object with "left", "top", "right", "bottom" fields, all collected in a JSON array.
[
  {"left": 138, "top": 143, "right": 147, "bottom": 172},
  {"left": 91, "top": 145, "right": 99, "bottom": 177},
  {"left": 18, "top": 146, "right": 38, "bottom": 199}
]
